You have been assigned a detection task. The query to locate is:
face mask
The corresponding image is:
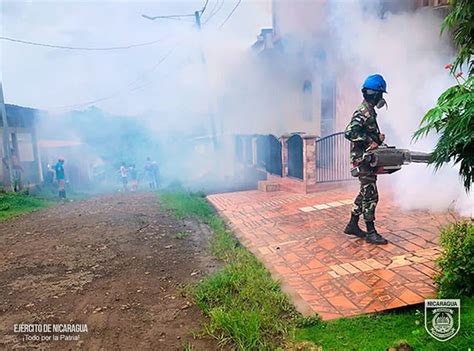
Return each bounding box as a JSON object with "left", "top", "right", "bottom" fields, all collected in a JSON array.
[{"left": 376, "top": 97, "right": 387, "bottom": 109}]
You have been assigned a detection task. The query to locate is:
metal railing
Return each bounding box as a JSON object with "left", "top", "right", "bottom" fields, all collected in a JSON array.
[{"left": 315, "top": 132, "right": 352, "bottom": 183}]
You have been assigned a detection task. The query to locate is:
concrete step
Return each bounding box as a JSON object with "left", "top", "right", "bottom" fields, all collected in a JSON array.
[{"left": 258, "top": 181, "right": 280, "bottom": 192}]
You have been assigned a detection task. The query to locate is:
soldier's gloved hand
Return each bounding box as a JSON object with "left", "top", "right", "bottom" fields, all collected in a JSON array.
[
  {"left": 379, "top": 133, "right": 385, "bottom": 142},
  {"left": 369, "top": 141, "right": 379, "bottom": 150}
]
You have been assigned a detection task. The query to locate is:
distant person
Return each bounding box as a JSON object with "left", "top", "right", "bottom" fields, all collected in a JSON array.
[
  {"left": 129, "top": 164, "right": 138, "bottom": 192},
  {"left": 55, "top": 158, "right": 66, "bottom": 199},
  {"left": 119, "top": 162, "right": 128, "bottom": 191},
  {"left": 144, "top": 157, "right": 158, "bottom": 189},
  {"left": 11, "top": 150, "right": 24, "bottom": 192}
]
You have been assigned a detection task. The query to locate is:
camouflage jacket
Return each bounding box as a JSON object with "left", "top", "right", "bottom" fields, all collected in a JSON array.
[{"left": 344, "top": 101, "right": 383, "bottom": 163}]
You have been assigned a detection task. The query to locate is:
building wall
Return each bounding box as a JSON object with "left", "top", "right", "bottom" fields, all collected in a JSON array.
[
  {"left": 268, "top": 0, "right": 341, "bottom": 137},
  {"left": 261, "top": 0, "right": 450, "bottom": 137},
  {"left": 415, "top": 0, "right": 449, "bottom": 8},
  {"left": 1, "top": 105, "right": 43, "bottom": 188}
]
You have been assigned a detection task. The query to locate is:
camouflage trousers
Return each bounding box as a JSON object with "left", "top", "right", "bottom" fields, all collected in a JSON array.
[{"left": 351, "top": 174, "right": 378, "bottom": 222}]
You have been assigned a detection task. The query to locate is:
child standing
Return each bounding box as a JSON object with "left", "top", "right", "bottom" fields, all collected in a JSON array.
[{"left": 119, "top": 162, "right": 128, "bottom": 191}]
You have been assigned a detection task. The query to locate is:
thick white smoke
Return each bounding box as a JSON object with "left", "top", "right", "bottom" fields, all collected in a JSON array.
[
  {"left": 324, "top": 3, "right": 472, "bottom": 216},
  {"left": 2, "top": 0, "right": 473, "bottom": 209},
  {"left": 271, "top": 1, "right": 472, "bottom": 216}
]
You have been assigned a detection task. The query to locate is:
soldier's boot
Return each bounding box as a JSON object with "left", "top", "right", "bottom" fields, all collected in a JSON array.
[
  {"left": 365, "top": 221, "right": 388, "bottom": 245},
  {"left": 343, "top": 214, "right": 367, "bottom": 238}
]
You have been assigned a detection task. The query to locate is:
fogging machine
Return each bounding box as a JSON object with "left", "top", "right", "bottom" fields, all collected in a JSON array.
[{"left": 351, "top": 145, "right": 431, "bottom": 177}]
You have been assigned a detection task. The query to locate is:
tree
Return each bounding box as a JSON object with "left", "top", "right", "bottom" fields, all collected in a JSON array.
[{"left": 413, "top": 0, "right": 473, "bottom": 191}]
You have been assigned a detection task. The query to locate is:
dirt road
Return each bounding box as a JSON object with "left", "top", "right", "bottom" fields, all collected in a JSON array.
[{"left": 0, "top": 192, "right": 220, "bottom": 350}]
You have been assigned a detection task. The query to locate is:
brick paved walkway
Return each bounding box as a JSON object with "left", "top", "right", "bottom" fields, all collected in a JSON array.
[{"left": 208, "top": 185, "right": 452, "bottom": 320}]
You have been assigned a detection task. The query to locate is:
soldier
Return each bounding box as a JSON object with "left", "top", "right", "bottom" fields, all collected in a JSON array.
[{"left": 343, "top": 74, "right": 388, "bottom": 245}]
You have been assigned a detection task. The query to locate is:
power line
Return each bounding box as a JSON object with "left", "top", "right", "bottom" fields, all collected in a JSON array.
[
  {"left": 0, "top": 36, "right": 165, "bottom": 51},
  {"left": 203, "top": 0, "right": 225, "bottom": 24},
  {"left": 200, "top": 0, "right": 210, "bottom": 14},
  {"left": 205, "top": 0, "right": 220, "bottom": 18},
  {"left": 141, "top": 14, "right": 195, "bottom": 21},
  {"left": 51, "top": 50, "right": 174, "bottom": 111},
  {"left": 218, "top": 0, "right": 242, "bottom": 29},
  {"left": 127, "top": 57, "right": 191, "bottom": 94}
]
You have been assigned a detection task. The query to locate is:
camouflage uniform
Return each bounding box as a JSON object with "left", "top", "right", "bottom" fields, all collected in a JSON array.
[{"left": 344, "top": 101, "right": 383, "bottom": 222}]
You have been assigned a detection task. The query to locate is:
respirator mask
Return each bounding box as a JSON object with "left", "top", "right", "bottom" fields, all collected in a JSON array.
[
  {"left": 372, "top": 91, "right": 388, "bottom": 110},
  {"left": 363, "top": 89, "right": 388, "bottom": 110},
  {"left": 376, "top": 97, "right": 387, "bottom": 109}
]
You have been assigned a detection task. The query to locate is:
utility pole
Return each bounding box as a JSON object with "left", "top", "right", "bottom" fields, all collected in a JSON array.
[
  {"left": 194, "top": 10, "right": 217, "bottom": 150},
  {"left": 142, "top": 5, "right": 217, "bottom": 149},
  {"left": 0, "top": 82, "right": 14, "bottom": 191},
  {"left": 194, "top": 10, "right": 202, "bottom": 29}
]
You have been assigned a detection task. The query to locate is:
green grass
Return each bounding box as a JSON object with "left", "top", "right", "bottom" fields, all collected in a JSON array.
[
  {"left": 159, "top": 191, "right": 215, "bottom": 221},
  {"left": 159, "top": 190, "right": 317, "bottom": 350},
  {"left": 159, "top": 190, "right": 474, "bottom": 351},
  {"left": 0, "top": 190, "right": 49, "bottom": 220},
  {"left": 296, "top": 298, "right": 474, "bottom": 351}
]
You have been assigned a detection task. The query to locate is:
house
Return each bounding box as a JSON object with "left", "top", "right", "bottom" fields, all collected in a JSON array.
[
  {"left": 244, "top": 0, "right": 452, "bottom": 193},
  {"left": 0, "top": 104, "right": 43, "bottom": 189},
  {"left": 250, "top": 0, "right": 450, "bottom": 138}
]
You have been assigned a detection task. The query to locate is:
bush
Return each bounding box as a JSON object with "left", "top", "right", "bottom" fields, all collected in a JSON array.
[{"left": 435, "top": 220, "right": 474, "bottom": 298}]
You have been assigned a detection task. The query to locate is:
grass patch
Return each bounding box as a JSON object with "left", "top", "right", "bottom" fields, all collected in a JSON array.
[
  {"left": 159, "top": 191, "right": 214, "bottom": 221},
  {"left": 159, "top": 190, "right": 318, "bottom": 350},
  {"left": 296, "top": 298, "right": 474, "bottom": 351},
  {"left": 0, "top": 190, "right": 49, "bottom": 220}
]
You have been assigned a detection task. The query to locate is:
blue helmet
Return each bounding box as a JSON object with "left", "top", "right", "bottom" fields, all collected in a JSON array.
[{"left": 362, "top": 74, "right": 387, "bottom": 93}]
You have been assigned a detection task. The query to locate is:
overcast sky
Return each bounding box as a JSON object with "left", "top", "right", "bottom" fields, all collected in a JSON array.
[{"left": 1, "top": 0, "right": 271, "bottom": 116}]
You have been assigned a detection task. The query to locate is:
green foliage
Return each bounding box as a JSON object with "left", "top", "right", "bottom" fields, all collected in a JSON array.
[
  {"left": 0, "top": 191, "right": 48, "bottom": 220},
  {"left": 297, "top": 298, "right": 474, "bottom": 351},
  {"left": 159, "top": 191, "right": 215, "bottom": 221},
  {"left": 441, "top": 0, "right": 474, "bottom": 76},
  {"left": 413, "top": 75, "right": 474, "bottom": 190},
  {"left": 194, "top": 239, "right": 306, "bottom": 350},
  {"left": 413, "top": 0, "right": 474, "bottom": 191},
  {"left": 435, "top": 220, "right": 474, "bottom": 298}
]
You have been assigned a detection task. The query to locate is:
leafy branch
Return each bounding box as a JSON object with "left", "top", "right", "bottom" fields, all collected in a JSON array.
[{"left": 413, "top": 0, "right": 473, "bottom": 191}]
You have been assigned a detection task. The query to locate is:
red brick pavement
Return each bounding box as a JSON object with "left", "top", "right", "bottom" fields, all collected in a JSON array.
[{"left": 207, "top": 185, "right": 453, "bottom": 320}]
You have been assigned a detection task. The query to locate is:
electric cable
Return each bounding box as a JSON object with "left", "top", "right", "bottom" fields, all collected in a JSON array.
[
  {"left": 50, "top": 50, "right": 174, "bottom": 111},
  {"left": 218, "top": 0, "right": 242, "bottom": 29},
  {"left": 0, "top": 36, "right": 164, "bottom": 51},
  {"left": 203, "top": 0, "right": 225, "bottom": 24}
]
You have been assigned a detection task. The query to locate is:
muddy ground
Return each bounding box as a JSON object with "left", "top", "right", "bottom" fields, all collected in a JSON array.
[{"left": 0, "top": 192, "right": 221, "bottom": 350}]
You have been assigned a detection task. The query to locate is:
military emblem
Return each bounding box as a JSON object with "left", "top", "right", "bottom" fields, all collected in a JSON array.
[{"left": 424, "top": 299, "right": 460, "bottom": 342}]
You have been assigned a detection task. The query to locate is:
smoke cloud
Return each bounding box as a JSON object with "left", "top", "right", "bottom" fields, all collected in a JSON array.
[
  {"left": 329, "top": 3, "right": 472, "bottom": 216},
  {"left": 1, "top": 0, "right": 472, "bottom": 214}
]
